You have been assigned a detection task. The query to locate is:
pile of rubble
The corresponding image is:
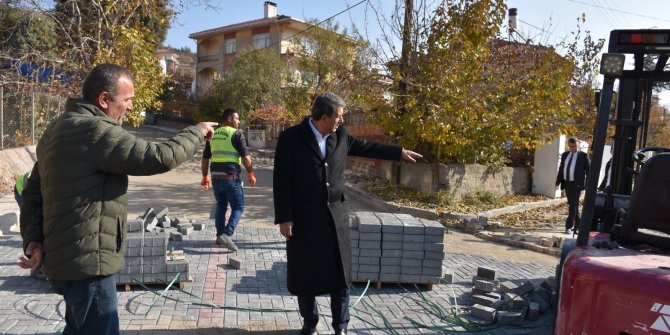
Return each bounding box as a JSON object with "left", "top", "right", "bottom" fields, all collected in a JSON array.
[{"left": 467, "top": 266, "right": 556, "bottom": 324}]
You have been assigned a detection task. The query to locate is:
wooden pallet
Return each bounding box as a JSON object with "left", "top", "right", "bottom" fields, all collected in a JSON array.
[
  {"left": 352, "top": 280, "right": 434, "bottom": 291},
  {"left": 117, "top": 276, "right": 193, "bottom": 292}
]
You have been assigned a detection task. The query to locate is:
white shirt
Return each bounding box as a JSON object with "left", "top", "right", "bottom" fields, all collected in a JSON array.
[
  {"left": 308, "top": 117, "right": 330, "bottom": 158},
  {"left": 564, "top": 152, "right": 577, "bottom": 182}
]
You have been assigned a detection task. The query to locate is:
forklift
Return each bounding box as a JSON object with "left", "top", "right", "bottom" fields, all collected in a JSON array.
[{"left": 555, "top": 30, "right": 670, "bottom": 334}]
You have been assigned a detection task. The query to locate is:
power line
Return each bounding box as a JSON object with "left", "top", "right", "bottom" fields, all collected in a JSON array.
[{"left": 567, "top": 0, "right": 670, "bottom": 23}]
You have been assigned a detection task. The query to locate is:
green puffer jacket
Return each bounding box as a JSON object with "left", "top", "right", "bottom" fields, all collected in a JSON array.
[{"left": 20, "top": 99, "right": 204, "bottom": 280}]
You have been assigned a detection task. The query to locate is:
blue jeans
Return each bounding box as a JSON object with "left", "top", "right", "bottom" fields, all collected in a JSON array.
[
  {"left": 212, "top": 178, "right": 244, "bottom": 237},
  {"left": 49, "top": 275, "right": 119, "bottom": 335}
]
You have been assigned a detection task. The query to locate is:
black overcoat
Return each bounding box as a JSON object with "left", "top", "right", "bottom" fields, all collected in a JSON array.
[
  {"left": 273, "top": 117, "right": 402, "bottom": 296},
  {"left": 556, "top": 150, "right": 590, "bottom": 190}
]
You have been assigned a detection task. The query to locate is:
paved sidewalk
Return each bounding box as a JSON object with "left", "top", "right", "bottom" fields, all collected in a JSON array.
[{"left": 0, "top": 219, "right": 556, "bottom": 334}]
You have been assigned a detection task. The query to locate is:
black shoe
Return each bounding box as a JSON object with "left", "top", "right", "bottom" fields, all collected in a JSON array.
[
  {"left": 299, "top": 324, "right": 317, "bottom": 335},
  {"left": 334, "top": 330, "right": 347, "bottom": 335}
]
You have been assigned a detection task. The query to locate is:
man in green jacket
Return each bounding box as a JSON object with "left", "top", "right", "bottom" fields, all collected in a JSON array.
[{"left": 18, "top": 63, "right": 216, "bottom": 335}]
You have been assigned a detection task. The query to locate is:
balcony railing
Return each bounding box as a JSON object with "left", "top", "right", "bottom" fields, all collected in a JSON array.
[{"left": 198, "top": 54, "right": 219, "bottom": 63}]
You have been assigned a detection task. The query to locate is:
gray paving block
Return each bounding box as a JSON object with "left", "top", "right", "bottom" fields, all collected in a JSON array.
[
  {"left": 380, "top": 265, "right": 401, "bottom": 274},
  {"left": 423, "top": 242, "right": 444, "bottom": 251},
  {"left": 374, "top": 212, "right": 404, "bottom": 233},
  {"left": 356, "top": 212, "right": 381, "bottom": 232},
  {"left": 144, "top": 255, "right": 165, "bottom": 265},
  {"left": 491, "top": 299, "right": 506, "bottom": 311},
  {"left": 145, "top": 216, "right": 159, "bottom": 232},
  {"left": 382, "top": 249, "right": 402, "bottom": 258},
  {"left": 503, "top": 293, "right": 526, "bottom": 310},
  {"left": 351, "top": 248, "right": 359, "bottom": 256},
  {"left": 423, "top": 233, "right": 444, "bottom": 243},
  {"left": 401, "top": 266, "right": 422, "bottom": 275},
  {"left": 179, "top": 226, "right": 194, "bottom": 235},
  {"left": 499, "top": 281, "right": 518, "bottom": 293},
  {"left": 358, "top": 240, "right": 380, "bottom": 249},
  {"left": 498, "top": 310, "right": 524, "bottom": 324},
  {"left": 424, "top": 251, "right": 444, "bottom": 260},
  {"left": 360, "top": 232, "right": 381, "bottom": 241},
  {"left": 125, "top": 256, "right": 142, "bottom": 266},
  {"left": 422, "top": 259, "right": 442, "bottom": 268},
  {"left": 166, "top": 260, "right": 188, "bottom": 273},
  {"left": 531, "top": 291, "right": 551, "bottom": 312},
  {"left": 358, "top": 264, "right": 380, "bottom": 273},
  {"left": 421, "top": 267, "right": 442, "bottom": 276},
  {"left": 399, "top": 274, "right": 421, "bottom": 283},
  {"left": 403, "top": 242, "right": 424, "bottom": 251},
  {"left": 359, "top": 248, "right": 382, "bottom": 257},
  {"left": 350, "top": 229, "right": 360, "bottom": 240},
  {"left": 401, "top": 258, "right": 422, "bottom": 267},
  {"left": 419, "top": 218, "right": 445, "bottom": 235},
  {"left": 382, "top": 233, "right": 403, "bottom": 241},
  {"left": 192, "top": 222, "right": 206, "bottom": 231},
  {"left": 355, "top": 272, "right": 379, "bottom": 281},
  {"left": 155, "top": 205, "right": 169, "bottom": 219},
  {"left": 229, "top": 257, "right": 242, "bottom": 269},
  {"left": 403, "top": 234, "right": 424, "bottom": 243},
  {"left": 471, "top": 304, "right": 496, "bottom": 322},
  {"left": 358, "top": 257, "right": 379, "bottom": 265},
  {"left": 534, "top": 286, "right": 552, "bottom": 303},
  {"left": 512, "top": 280, "right": 535, "bottom": 296},
  {"left": 473, "top": 294, "right": 499, "bottom": 307},
  {"left": 170, "top": 232, "right": 183, "bottom": 241},
  {"left": 474, "top": 279, "right": 495, "bottom": 293},
  {"left": 382, "top": 240, "right": 403, "bottom": 249},
  {"left": 477, "top": 267, "right": 496, "bottom": 281},
  {"left": 127, "top": 219, "right": 143, "bottom": 232},
  {"left": 380, "top": 257, "right": 401, "bottom": 266},
  {"left": 401, "top": 219, "right": 424, "bottom": 235},
  {"left": 402, "top": 250, "right": 424, "bottom": 259}
]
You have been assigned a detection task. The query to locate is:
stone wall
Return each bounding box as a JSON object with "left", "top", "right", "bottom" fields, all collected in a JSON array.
[{"left": 347, "top": 157, "right": 531, "bottom": 201}]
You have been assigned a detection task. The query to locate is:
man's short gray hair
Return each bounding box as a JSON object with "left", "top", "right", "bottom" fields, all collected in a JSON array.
[{"left": 311, "top": 92, "right": 346, "bottom": 120}]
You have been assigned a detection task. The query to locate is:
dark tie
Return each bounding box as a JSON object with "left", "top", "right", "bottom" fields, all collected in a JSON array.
[{"left": 566, "top": 153, "right": 574, "bottom": 181}]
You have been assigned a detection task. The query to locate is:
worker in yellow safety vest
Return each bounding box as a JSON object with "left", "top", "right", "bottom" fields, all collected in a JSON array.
[
  {"left": 14, "top": 171, "right": 31, "bottom": 207},
  {"left": 200, "top": 108, "right": 256, "bottom": 251}
]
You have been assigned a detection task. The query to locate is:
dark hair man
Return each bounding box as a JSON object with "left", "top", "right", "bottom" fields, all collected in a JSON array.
[
  {"left": 556, "top": 137, "right": 590, "bottom": 234},
  {"left": 273, "top": 92, "right": 422, "bottom": 335},
  {"left": 200, "top": 108, "right": 256, "bottom": 251},
  {"left": 18, "top": 63, "right": 217, "bottom": 335}
]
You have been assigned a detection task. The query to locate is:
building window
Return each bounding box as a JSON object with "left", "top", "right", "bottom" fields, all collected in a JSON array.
[
  {"left": 252, "top": 33, "right": 270, "bottom": 49},
  {"left": 224, "top": 39, "right": 236, "bottom": 54}
]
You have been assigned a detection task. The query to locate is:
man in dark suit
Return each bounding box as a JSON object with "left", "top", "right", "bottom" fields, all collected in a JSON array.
[
  {"left": 556, "top": 137, "right": 590, "bottom": 234},
  {"left": 273, "top": 93, "right": 422, "bottom": 335}
]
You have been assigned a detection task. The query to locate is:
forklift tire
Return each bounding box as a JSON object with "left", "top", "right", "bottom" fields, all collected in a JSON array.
[{"left": 552, "top": 238, "right": 576, "bottom": 328}]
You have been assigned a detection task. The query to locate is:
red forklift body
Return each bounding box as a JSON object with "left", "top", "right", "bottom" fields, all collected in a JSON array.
[{"left": 556, "top": 234, "right": 670, "bottom": 334}]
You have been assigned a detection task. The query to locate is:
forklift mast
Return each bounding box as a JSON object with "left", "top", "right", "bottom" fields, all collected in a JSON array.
[{"left": 581, "top": 30, "right": 670, "bottom": 246}]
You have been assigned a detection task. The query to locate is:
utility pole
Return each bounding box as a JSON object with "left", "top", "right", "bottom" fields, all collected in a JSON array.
[{"left": 397, "top": 0, "right": 413, "bottom": 120}]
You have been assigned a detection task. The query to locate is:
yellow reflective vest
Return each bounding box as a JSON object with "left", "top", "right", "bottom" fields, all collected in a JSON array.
[
  {"left": 15, "top": 171, "right": 30, "bottom": 195},
  {"left": 210, "top": 126, "right": 241, "bottom": 164}
]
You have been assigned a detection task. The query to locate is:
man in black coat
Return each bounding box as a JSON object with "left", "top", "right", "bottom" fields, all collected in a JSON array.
[
  {"left": 556, "top": 137, "right": 590, "bottom": 234},
  {"left": 273, "top": 93, "right": 422, "bottom": 335}
]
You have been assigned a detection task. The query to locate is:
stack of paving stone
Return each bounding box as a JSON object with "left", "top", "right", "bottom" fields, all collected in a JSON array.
[
  {"left": 115, "top": 207, "right": 190, "bottom": 285},
  {"left": 351, "top": 212, "right": 445, "bottom": 286},
  {"left": 469, "top": 266, "right": 556, "bottom": 324}
]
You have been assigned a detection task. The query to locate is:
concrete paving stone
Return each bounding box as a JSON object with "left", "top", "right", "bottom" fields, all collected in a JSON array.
[
  {"left": 382, "top": 232, "right": 403, "bottom": 241},
  {"left": 382, "top": 240, "right": 403, "bottom": 250},
  {"left": 360, "top": 232, "right": 382, "bottom": 241},
  {"left": 380, "top": 257, "right": 401, "bottom": 266}
]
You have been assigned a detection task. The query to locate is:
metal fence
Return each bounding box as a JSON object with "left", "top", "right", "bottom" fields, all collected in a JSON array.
[{"left": 0, "top": 83, "right": 67, "bottom": 150}]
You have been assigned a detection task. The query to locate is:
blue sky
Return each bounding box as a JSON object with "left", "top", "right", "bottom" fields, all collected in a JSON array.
[
  {"left": 165, "top": 0, "right": 670, "bottom": 103},
  {"left": 165, "top": 0, "right": 670, "bottom": 52}
]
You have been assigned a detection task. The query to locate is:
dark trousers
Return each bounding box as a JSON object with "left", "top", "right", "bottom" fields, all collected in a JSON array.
[
  {"left": 298, "top": 288, "right": 350, "bottom": 331},
  {"left": 49, "top": 275, "right": 120, "bottom": 335},
  {"left": 212, "top": 178, "right": 244, "bottom": 237},
  {"left": 565, "top": 182, "right": 582, "bottom": 231}
]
